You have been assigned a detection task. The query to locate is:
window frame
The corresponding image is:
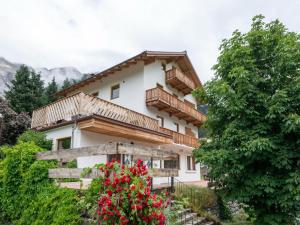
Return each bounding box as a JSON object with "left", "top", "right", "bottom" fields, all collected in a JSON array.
[
  {"left": 156, "top": 115, "right": 164, "bottom": 128},
  {"left": 187, "top": 156, "right": 191, "bottom": 170},
  {"left": 57, "top": 137, "right": 72, "bottom": 150},
  {"left": 174, "top": 122, "right": 179, "bottom": 133},
  {"left": 186, "top": 155, "right": 196, "bottom": 171},
  {"left": 110, "top": 84, "right": 120, "bottom": 100}
]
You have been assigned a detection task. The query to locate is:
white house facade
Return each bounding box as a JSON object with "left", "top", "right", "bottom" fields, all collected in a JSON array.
[{"left": 31, "top": 51, "right": 206, "bottom": 186}]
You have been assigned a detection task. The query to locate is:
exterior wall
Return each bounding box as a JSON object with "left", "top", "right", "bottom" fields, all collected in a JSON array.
[{"left": 43, "top": 59, "right": 201, "bottom": 184}]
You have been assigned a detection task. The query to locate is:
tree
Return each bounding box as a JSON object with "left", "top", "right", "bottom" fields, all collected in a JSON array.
[
  {"left": 5, "top": 65, "right": 45, "bottom": 114},
  {"left": 0, "top": 97, "right": 31, "bottom": 146},
  {"left": 61, "top": 78, "right": 72, "bottom": 90},
  {"left": 44, "top": 77, "right": 58, "bottom": 104},
  {"left": 193, "top": 15, "right": 300, "bottom": 225}
]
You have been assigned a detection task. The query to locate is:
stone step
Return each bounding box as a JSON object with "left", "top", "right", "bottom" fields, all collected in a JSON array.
[
  {"left": 202, "top": 222, "right": 214, "bottom": 225},
  {"left": 176, "top": 212, "right": 198, "bottom": 224},
  {"left": 185, "top": 217, "right": 206, "bottom": 225},
  {"left": 177, "top": 208, "right": 191, "bottom": 217}
]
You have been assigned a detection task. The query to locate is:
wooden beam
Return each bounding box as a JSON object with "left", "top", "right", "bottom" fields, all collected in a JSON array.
[
  {"left": 37, "top": 143, "right": 178, "bottom": 161},
  {"left": 79, "top": 118, "right": 173, "bottom": 144},
  {"left": 48, "top": 168, "right": 178, "bottom": 178},
  {"left": 49, "top": 168, "right": 103, "bottom": 179}
]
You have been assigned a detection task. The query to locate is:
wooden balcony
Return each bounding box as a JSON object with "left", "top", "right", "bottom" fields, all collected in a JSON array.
[
  {"left": 159, "top": 127, "right": 199, "bottom": 148},
  {"left": 31, "top": 92, "right": 173, "bottom": 144},
  {"left": 166, "top": 68, "right": 196, "bottom": 95},
  {"left": 146, "top": 87, "right": 206, "bottom": 126}
]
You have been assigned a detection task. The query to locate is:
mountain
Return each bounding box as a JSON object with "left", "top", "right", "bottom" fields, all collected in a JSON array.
[{"left": 0, "top": 57, "right": 83, "bottom": 96}]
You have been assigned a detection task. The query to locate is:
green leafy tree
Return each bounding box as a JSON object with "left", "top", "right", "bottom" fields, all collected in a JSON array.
[
  {"left": 5, "top": 65, "right": 45, "bottom": 114},
  {"left": 0, "top": 97, "right": 31, "bottom": 146},
  {"left": 17, "top": 130, "right": 52, "bottom": 150},
  {"left": 44, "top": 77, "right": 58, "bottom": 104},
  {"left": 193, "top": 15, "right": 300, "bottom": 225}
]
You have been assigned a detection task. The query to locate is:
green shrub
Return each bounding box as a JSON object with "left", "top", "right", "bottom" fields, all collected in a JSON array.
[
  {"left": 217, "top": 195, "right": 232, "bottom": 220},
  {"left": 175, "top": 185, "right": 218, "bottom": 211},
  {"left": 17, "top": 130, "right": 52, "bottom": 150},
  {"left": 18, "top": 187, "right": 82, "bottom": 225},
  {"left": 0, "top": 141, "right": 82, "bottom": 224}
]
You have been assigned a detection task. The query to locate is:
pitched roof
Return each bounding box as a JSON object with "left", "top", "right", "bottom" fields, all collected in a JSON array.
[{"left": 56, "top": 50, "right": 202, "bottom": 96}]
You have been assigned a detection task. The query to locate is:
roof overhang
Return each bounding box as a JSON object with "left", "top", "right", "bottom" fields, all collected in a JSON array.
[{"left": 56, "top": 50, "right": 202, "bottom": 97}]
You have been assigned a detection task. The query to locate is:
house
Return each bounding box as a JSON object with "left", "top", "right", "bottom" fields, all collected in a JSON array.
[{"left": 31, "top": 51, "right": 206, "bottom": 186}]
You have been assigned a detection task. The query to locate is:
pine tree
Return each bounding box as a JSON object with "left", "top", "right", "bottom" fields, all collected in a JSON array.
[
  {"left": 61, "top": 78, "right": 72, "bottom": 90},
  {"left": 44, "top": 77, "right": 58, "bottom": 104},
  {"left": 5, "top": 65, "right": 45, "bottom": 114}
]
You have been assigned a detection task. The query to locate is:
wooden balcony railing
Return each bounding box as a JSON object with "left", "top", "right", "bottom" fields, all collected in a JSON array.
[
  {"left": 146, "top": 87, "right": 206, "bottom": 126},
  {"left": 31, "top": 92, "right": 160, "bottom": 132},
  {"left": 159, "top": 127, "right": 199, "bottom": 148},
  {"left": 166, "top": 68, "right": 196, "bottom": 95}
]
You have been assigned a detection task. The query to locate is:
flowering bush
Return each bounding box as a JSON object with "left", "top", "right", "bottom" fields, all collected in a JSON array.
[{"left": 96, "top": 160, "right": 169, "bottom": 225}]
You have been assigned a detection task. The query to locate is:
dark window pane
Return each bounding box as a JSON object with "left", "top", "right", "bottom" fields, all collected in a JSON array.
[
  {"left": 164, "top": 159, "right": 178, "bottom": 169},
  {"left": 57, "top": 137, "right": 71, "bottom": 150},
  {"left": 187, "top": 156, "right": 191, "bottom": 170}
]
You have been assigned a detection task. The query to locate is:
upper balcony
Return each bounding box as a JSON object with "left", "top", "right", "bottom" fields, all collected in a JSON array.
[
  {"left": 31, "top": 92, "right": 172, "bottom": 144},
  {"left": 145, "top": 87, "right": 206, "bottom": 126},
  {"left": 165, "top": 68, "right": 196, "bottom": 95}
]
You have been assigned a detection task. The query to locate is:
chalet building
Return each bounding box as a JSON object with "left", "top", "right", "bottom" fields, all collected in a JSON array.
[{"left": 31, "top": 51, "right": 206, "bottom": 186}]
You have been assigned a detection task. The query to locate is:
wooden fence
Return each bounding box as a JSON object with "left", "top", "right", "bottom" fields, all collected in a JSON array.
[
  {"left": 31, "top": 92, "right": 160, "bottom": 132},
  {"left": 146, "top": 87, "right": 206, "bottom": 125}
]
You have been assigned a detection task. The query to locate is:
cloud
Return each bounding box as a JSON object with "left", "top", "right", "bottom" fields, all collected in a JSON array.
[{"left": 0, "top": 0, "right": 299, "bottom": 83}]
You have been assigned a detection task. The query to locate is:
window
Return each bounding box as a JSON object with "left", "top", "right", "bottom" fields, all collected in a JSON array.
[
  {"left": 187, "top": 156, "right": 191, "bottom": 170},
  {"left": 111, "top": 84, "right": 120, "bottom": 99},
  {"left": 174, "top": 122, "right": 179, "bottom": 132},
  {"left": 57, "top": 137, "right": 71, "bottom": 150},
  {"left": 186, "top": 156, "right": 196, "bottom": 171},
  {"left": 157, "top": 115, "right": 164, "bottom": 127},
  {"left": 192, "top": 157, "right": 196, "bottom": 170},
  {"left": 108, "top": 154, "right": 121, "bottom": 162},
  {"left": 164, "top": 159, "right": 179, "bottom": 169}
]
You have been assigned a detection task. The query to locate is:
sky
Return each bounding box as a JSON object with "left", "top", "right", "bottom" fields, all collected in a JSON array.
[{"left": 0, "top": 0, "right": 300, "bottom": 83}]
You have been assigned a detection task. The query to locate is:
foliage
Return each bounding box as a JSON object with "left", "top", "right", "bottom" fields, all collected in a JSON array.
[
  {"left": 67, "top": 159, "right": 78, "bottom": 168},
  {"left": 44, "top": 77, "right": 58, "bottom": 104},
  {"left": 0, "top": 97, "right": 31, "bottom": 146},
  {"left": 217, "top": 195, "right": 232, "bottom": 220},
  {"left": 175, "top": 185, "right": 218, "bottom": 212},
  {"left": 17, "top": 130, "right": 52, "bottom": 150},
  {"left": 0, "top": 135, "right": 82, "bottom": 224},
  {"left": 193, "top": 15, "right": 300, "bottom": 225},
  {"left": 61, "top": 78, "right": 78, "bottom": 90},
  {"left": 96, "top": 160, "right": 169, "bottom": 225},
  {"left": 5, "top": 65, "right": 45, "bottom": 114}
]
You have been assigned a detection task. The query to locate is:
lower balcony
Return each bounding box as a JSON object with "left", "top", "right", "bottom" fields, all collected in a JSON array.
[{"left": 159, "top": 127, "right": 199, "bottom": 148}]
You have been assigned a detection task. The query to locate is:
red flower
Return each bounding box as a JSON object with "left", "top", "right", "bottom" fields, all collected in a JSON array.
[{"left": 130, "top": 184, "right": 136, "bottom": 191}]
